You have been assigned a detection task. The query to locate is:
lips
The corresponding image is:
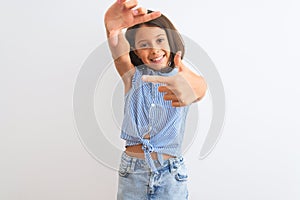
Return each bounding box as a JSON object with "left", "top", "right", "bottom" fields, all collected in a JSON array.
[{"left": 150, "top": 55, "right": 165, "bottom": 64}]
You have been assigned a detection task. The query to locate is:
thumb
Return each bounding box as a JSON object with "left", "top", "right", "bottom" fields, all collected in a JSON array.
[{"left": 173, "top": 51, "right": 184, "bottom": 72}]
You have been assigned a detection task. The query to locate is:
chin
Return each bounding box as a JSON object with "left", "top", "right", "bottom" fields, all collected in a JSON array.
[{"left": 146, "top": 64, "right": 167, "bottom": 71}]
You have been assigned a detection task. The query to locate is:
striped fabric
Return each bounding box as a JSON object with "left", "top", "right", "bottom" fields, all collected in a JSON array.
[{"left": 120, "top": 65, "right": 190, "bottom": 172}]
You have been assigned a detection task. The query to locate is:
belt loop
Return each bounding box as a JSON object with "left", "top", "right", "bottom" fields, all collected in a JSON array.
[
  {"left": 168, "top": 158, "right": 174, "bottom": 173},
  {"left": 129, "top": 157, "right": 137, "bottom": 172}
]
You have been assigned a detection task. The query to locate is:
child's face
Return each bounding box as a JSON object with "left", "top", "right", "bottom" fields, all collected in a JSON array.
[{"left": 134, "top": 25, "right": 171, "bottom": 71}]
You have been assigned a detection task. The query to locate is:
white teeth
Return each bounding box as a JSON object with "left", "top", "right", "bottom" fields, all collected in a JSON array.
[{"left": 152, "top": 55, "right": 163, "bottom": 62}]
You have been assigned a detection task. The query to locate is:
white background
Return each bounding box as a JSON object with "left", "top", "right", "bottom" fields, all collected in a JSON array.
[{"left": 1, "top": 0, "right": 300, "bottom": 199}]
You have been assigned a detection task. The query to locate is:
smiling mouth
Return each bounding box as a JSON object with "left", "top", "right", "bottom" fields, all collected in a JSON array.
[{"left": 150, "top": 55, "right": 165, "bottom": 64}]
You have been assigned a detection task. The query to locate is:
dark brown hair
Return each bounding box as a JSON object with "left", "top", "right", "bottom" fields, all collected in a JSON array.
[{"left": 125, "top": 10, "right": 185, "bottom": 69}]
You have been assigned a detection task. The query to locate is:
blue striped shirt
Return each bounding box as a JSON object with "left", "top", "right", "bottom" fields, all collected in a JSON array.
[{"left": 120, "top": 65, "right": 190, "bottom": 172}]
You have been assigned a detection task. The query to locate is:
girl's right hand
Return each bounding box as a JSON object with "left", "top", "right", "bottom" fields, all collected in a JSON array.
[{"left": 104, "top": 0, "right": 161, "bottom": 46}]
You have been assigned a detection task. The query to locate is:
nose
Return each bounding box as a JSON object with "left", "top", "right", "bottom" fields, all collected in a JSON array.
[{"left": 150, "top": 46, "right": 161, "bottom": 55}]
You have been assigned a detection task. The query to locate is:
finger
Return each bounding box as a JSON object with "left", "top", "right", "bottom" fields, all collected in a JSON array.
[
  {"left": 132, "top": 7, "right": 147, "bottom": 16},
  {"left": 173, "top": 51, "right": 183, "bottom": 72},
  {"left": 133, "top": 11, "right": 161, "bottom": 25},
  {"left": 158, "top": 86, "right": 173, "bottom": 93},
  {"left": 142, "top": 75, "right": 169, "bottom": 84},
  {"left": 124, "top": 0, "right": 138, "bottom": 9},
  {"left": 172, "top": 101, "right": 185, "bottom": 107},
  {"left": 163, "top": 94, "right": 178, "bottom": 101}
]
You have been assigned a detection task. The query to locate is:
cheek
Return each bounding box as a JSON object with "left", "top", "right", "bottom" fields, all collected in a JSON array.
[
  {"left": 163, "top": 46, "right": 171, "bottom": 56},
  {"left": 164, "top": 49, "right": 171, "bottom": 58},
  {"left": 138, "top": 51, "right": 149, "bottom": 59},
  {"left": 135, "top": 50, "right": 145, "bottom": 59}
]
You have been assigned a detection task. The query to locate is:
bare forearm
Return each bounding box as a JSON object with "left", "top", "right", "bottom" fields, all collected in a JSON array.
[
  {"left": 105, "top": 28, "right": 134, "bottom": 79},
  {"left": 106, "top": 30, "right": 130, "bottom": 60}
]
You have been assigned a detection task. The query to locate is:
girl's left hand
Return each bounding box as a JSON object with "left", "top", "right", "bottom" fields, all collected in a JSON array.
[{"left": 142, "top": 51, "right": 207, "bottom": 107}]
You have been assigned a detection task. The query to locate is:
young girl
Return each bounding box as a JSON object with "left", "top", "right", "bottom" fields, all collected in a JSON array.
[{"left": 105, "top": 1, "right": 204, "bottom": 199}]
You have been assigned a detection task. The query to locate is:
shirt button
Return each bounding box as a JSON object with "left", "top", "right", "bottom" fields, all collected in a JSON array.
[{"left": 151, "top": 103, "right": 156, "bottom": 107}]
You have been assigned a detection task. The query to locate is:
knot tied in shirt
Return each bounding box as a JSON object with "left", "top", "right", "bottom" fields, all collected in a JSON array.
[{"left": 142, "top": 139, "right": 154, "bottom": 153}]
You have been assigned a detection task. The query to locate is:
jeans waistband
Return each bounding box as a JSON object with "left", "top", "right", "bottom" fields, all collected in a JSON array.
[{"left": 121, "top": 151, "right": 184, "bottom": 173}]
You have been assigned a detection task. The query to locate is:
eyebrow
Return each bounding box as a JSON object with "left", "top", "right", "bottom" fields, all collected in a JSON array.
[{"left": 136, "top": 34, "right": 167, "bottom": 45}]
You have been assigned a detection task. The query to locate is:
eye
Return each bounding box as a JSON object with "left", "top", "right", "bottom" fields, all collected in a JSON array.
[
  {"left": 138, "top": 42, "right": 149, "bottom": 49},
  {"left": 157, "top": 38, "right": 165, "bottom": 44}
]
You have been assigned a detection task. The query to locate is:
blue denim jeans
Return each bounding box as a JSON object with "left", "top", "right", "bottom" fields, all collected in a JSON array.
[{"left": 117, "top": 152, "right": 189, "bottom": 200}]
